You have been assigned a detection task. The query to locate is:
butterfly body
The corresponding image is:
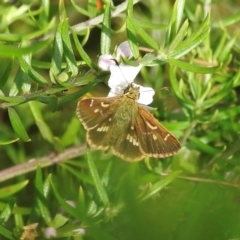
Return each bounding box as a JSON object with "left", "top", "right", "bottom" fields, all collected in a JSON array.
[{"left": 77, "top": 84, "right": 181, "bottom": 161}]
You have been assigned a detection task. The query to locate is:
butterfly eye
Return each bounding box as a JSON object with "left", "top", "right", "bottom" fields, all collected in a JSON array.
[{"left": 123, "top": 85, "right": 130, "bottom": 94}]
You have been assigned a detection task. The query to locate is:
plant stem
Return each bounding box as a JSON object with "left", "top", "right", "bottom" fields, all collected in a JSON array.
[{"left": 0, "top": 144, "right": 86, "bottom": 183}]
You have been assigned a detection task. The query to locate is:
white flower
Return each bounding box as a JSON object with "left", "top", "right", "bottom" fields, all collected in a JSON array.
[
  {"left": 72, "top": 228, "right": 86, "bottom": 235},
  {"left": 116, "top": 41, "right": 133, "bottom": 59},
  {"left": 98, "top": 41, "right": 155, "bottom": 105},
  {"left": 97, "top": 54, "right": 117, "bottom": 71},
  {"left": 44, "top": 227, "right": 56, "bottom": 238}
]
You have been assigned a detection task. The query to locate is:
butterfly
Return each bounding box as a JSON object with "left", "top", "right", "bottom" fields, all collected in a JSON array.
[{"left": 77, "top": 83, "right": 181, "bottom": 161}]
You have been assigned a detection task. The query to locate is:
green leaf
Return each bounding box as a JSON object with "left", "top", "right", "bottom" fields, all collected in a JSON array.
[
  {"left": 76, "top": 186, "right": 86, "bottom": 219},
  {"left": 169, "top": 66, "right": 195, "bottom": 111},
  {"left": 72, "top": 30, "right": 97, "bottom": 69},
  {"left": 213, "top": 11, "right": 240, "bottom": 27},
  {"left": 126, "top": 19, "right": 139, "bottom": 58},
  {"left": 87, "top": 148, "right": 110, "bottom": 206},
  {"left": 167, "top": 19, "right": 189, "bottom": 53},
  {"left": 101, "top": 161, "right": 112, "bottom": 187},
  {"left": 19, "top": 57, "right": 48, "bottom": 86},
  {"left": 60, "top": 117, "right": 80, "bottom": 147},
  {"left": 212, "top": 28, "right": 227, "bottom": 60},
  {"left": 133, "top": 19, "right": 167, "bottom": 29},
  {"left": 49, "top": 69, "right": 71, "bottom": 87},
  {"left": 139, "top": 171, "right": 181, "bottom": 201},
  {"left": 190, "top": 136, "right": 220, "bottom": 155},
  {"left": 100, "top": 0, "right": 111, "bottom": 54},
  {"left": 35, "top": 167, "right": 52, "bottom": 225},
  {"left": 0, "top": 39, "right": 51, "bottom": 57},
  {"left": 0, "top": 59, "right": 13, "bottom": 88},
  {"left": 0, "top": 95, "right": 25, "bottom": 104},
  {"left": 0, "top": 138, "right": 19, "bottom": 145},
  {"left": 8, "top": 108, "right": 30, "bottom": 142},
  {"left": 173, "top": 0, "right": 185, "bottom": 33},
  {"left": 43, "top": 174, "right": 52, "bottom": 198},
  {"left": 203, "top": 81, "right": 233, "bottom": 109},
  {"left": 38, "top": 0, "right": 50, "bottom": 28},
  {"left": 59, "top": 81, "right": 98, "bottom": 104},
  {"left": 51, "top": 180, "right": 81, "bottom": 220},
  {"left": 169, "top": 58, "right": 220, "bottom": 73},
  {"left": 28, "top": 101, "right": 54, "bottom": 144},
  {"left": 52, "top": 214, "right": 69, "bottom": 229},
  {"left": 59, "top": 0, "right": 67, "bottom": 20},
  {"left": 188, "top": 72, "right": 201, "bottom": 100},
  {"left": 0, "top": 225, "right": 14, "bottom": 240},
  {"left": 126, "top": 0, "right": 139, "bottom": 58},
  {"left": 69, "top": 0, "right": 91, "bottom": 17},
  {"left": 0, "top": 16, "right": 55, "bottom": 42},
  {"left": 166, "top": 0, "right": 186, "bottom": 44},
  {"left": 9, "top": 68, "right": 29, "bottom": 96},
  {"left": 132, "top": 21, "right": 159, "bottom": 50},
  {"left": 0, "top": 199, "right": 15, "bottom": 224},
  {"left": 51, "top": 20, "right": 64, "bottom": 81},
  {"left": 87, "top": 0, "right": 97, "bottom": 17},
  {"left": 233, "top": 69, "right": 240, "bottom": 88},
  {"left": 218, "top": 35, "right": 238, "bottom": 62},
  {"left": 169, "top": 15, "right": 210, "bottom": 58},
  {"left": 169, "top": 29, "right": 209, "bottom": 59},
  {"left": 61, "top": 19, "right": 78, "bottom": 76},
  {"left": 0, "top": 180, "right": 29, "bottom": 198}
]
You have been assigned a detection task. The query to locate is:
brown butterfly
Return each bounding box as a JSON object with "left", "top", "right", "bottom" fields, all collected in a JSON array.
[{"left": 76, "top": 83, "right": 181, "bottom": 161}]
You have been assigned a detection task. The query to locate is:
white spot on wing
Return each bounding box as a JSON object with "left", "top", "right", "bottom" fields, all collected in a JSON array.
[
  {"left": 146, "top": 121, "right": 157, "bottom": 130},
  {"left": 90, "top": 99, "right": 94, "bottom": 107},
  {"left": 126, "top": 134, "right": 139, "bottom": 146},
  {"left": 153, "top": 134, "right": 157, "bottom": 140},
  {"left": 97, "top": 126, "right": 109, "bottom": 132},
  {"left": 164, "top": 134, "right": 170, "bottom": 141},
  {"left": 101, "top": 102, "right": 110, "bottom": 108}
]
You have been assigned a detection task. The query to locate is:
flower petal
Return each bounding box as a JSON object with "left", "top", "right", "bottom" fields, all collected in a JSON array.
[
  {"left": 116, "top": 41, "right": 133, "bottom": 59},
  {"left": 137, "top": 85, "right": 155, "bottom": 105},
  {"left": 108, "top": 86, "right": 124, "bottom": 97},
  {"left": 108, "top": 64, "right": 142, "bottom": 89},
  {"left": 98, "top": 54, "right": 116, "bottom": 71}
]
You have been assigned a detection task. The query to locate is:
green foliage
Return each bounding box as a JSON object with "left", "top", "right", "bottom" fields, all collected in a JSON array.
[{"left": 0, "top": 0, "right": 240, "bottom": 239}]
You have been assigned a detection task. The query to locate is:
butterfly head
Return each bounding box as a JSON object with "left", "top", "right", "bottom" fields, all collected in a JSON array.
[{"left": 123, "top": 83, "right": 140, "bottom": 101}]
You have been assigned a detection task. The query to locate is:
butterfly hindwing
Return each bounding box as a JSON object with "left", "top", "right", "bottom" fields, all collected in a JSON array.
[
  {"left": 136, "top": 106, "right": 181, "bottom": 158},
  {"left": 112, "top": 119, "right": 144, "bottom": 161}
]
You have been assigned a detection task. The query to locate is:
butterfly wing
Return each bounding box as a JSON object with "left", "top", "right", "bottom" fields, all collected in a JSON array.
[
  {"left": 77, "top": 96, "right": 119, "bottom": 130},
  {"left": 77, "top": 96, "right": 120, "bottom": 151},
  {"left": 112, "top": 120, "right": 144, "bottom": 161},
  {"left": 136, "top": 106, "right": 181, "bottom": 158}
]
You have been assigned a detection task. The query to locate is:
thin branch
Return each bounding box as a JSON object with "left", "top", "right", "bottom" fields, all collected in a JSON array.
[
  {"left": 161, "top": 172, "right": 240, "bottom": 189},
  {"left": 0, "top": 144, "right": 86, "bottom": 183},
  {"left": 72, "top": 0, "right": 141, "bottom": 32}
]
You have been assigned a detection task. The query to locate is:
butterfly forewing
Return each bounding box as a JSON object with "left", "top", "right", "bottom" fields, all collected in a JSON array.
[
  {"left": 77, "top": 97, "right": 118, "bottom": 151},
  {"left": 77, "top": 96, "right": 119, "bottom": 130}
]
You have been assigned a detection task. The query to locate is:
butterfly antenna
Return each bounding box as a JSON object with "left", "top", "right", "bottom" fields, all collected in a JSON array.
[
  {"left": 108, "top": 58, "right": 131, "bottom": 96},
  {"left": 159, "top": 87, "right": 171, "bottom": 92},
  {"left": 112, "top": 58, "right": 130, "bottom": 86}
]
